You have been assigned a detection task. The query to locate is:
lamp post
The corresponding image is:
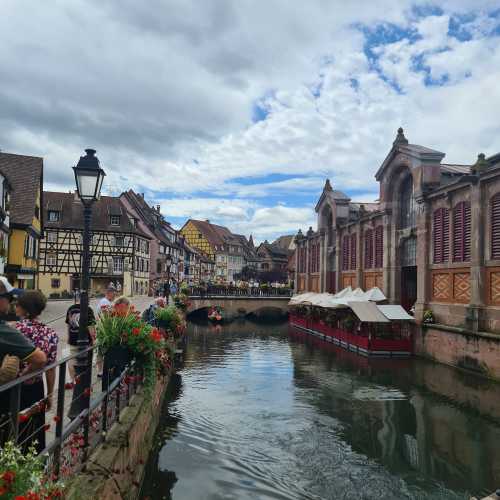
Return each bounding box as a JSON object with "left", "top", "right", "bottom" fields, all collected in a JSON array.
[
  {"left": 164, "top": 254, "right": 172, "bottom": 304},
  {"left": 69, "top": 149, "right": 106, "bottom": 421}
]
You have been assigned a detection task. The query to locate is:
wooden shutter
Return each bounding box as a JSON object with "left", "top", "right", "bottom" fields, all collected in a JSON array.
[
  {"left": 350, "top": 233, "right": 357, "bottom": 270},
  {"left": 364, "top": 229, "right": 373, "bottom": 269},
  {"left": 453, "top": 201, "right": 471, "bottom": 262},
  {"left": 375, "top": 226, "right": 383, "bottom": 268},
  {"left": 433, "top": 208, "right": 449, "bottom": 264},
  {"left": 342, "top": 235, "right": 349, "bottom": 271},
  {"left": 492, "top": 195, "right": 500, "bottom": 259}
]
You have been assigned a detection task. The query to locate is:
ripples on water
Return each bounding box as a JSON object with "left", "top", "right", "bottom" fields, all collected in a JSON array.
[{"left": 141, "top": 321, "right": 500, "bottom": 500}]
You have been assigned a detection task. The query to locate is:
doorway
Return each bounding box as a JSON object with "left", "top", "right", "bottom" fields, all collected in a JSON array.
[{"left": 401, "top": 266, "right": 417, "bottom": 311}]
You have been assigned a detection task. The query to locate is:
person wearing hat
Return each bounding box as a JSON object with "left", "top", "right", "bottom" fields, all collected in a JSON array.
[
  {"left": 97, "top": 283, "right": 116, "bottom": 314},
  {"left": 0, "top": 277, "right": 47, "bottom": 446}
]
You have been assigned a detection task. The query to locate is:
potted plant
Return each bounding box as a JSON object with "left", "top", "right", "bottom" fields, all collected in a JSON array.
[
  {"left": 0, "top": 441, "right": 64, "bottom": 499},
  {"left": 97, "top": 303, "right": 167, "bottom": 394},
  {"left": 422, "top": 309, "right": 435, "bottom": 324}
]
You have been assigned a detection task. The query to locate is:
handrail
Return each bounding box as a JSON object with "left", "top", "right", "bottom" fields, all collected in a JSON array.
[{"left": 0, "top": 344, "right": 143, "bottom": 481}]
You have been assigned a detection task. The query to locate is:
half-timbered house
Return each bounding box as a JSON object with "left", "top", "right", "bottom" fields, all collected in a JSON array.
[{"left": 39, "top": 192, "right": 150, "bottom": 297}]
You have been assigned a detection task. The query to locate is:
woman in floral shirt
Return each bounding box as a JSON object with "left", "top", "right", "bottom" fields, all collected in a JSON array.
[{"left": 16, "top": 291, "right": 58, "bottom": 452}]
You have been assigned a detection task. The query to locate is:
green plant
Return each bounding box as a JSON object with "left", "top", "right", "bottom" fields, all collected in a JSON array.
[
  {"left": 173, "top": 293, "right": 190, "bottom": 311},
  {"left": 0, "top": 441, "right": 64, "bottom": 499},
  {"left": 48, "top": 292, "right": 61, "bottom": 299},
  {"left": 96, "top": 303, "right": 167, "bottom": 395},
  {"left": 423, "top": 309, "right": 435, "bottom": 324},
  {"left": 179, "top": 282, "right": 190, "bottom": 296}
]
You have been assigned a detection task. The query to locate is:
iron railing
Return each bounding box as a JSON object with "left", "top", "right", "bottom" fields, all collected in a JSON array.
[
  {"left": 188, "top": 285, "right": 293, "bottom": 298},
  {"left": 0, "top": 345, "right": 141, "bottom": 480}
]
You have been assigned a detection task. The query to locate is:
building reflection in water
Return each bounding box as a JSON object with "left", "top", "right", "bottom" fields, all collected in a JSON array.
[{"left": 289, "top": 328, "right": 500, "bottom": 495}]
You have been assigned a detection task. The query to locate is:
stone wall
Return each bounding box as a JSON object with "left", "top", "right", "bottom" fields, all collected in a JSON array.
[
  {"left": 415, "top": 324, "right": 500, "bottom": 381},
  {"left": 66, "top": 373, "right": 170, "bottom": 500}
]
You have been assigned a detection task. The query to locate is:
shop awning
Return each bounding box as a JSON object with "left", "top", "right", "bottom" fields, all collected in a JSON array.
[
  {"left": 347, "top": 301, "right": 390, "bottom": 323},
  {"left": 377, "top": 305, "right": 414, "bottom": 321}
]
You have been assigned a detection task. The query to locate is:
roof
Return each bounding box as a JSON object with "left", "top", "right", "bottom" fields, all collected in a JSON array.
[
  {"left": 0, "top": 152, "right": 43, "bottom": 226},
  {"left": 187, "top": 219, "right": 226, "bottom": 247},
  {"left": 272, "top": 235, "right": 295, "bottom": 251},
  {"left": 440, "top": 164, "right": 471, "bottom": 175},
  {"left": 257, "top": 242, "right": 289, "bottom": 260},
  {"left": 314, "top": 179, "right": 350, "bottom": 213},
  {"left": 44, "top": 191, "right": 150, "bottom": 238}
]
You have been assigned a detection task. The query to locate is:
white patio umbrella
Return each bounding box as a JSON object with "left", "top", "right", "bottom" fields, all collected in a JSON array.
[{"left": 363, "top": 287, "right": 386, "bottom": 302}]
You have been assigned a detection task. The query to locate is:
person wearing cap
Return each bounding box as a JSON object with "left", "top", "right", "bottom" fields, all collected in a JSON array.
[
  {"left": 0, "top": 277, "right": 47, "bottom": 446},
  {"left": 97, "top": 283, "right": 116, "bottom": 314}
]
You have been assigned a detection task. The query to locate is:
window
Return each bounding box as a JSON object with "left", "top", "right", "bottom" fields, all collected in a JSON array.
[
  {"left": 492, "top": 194, "right": 500, "bottom": 259},
  {"left": 350, "top": 233, "right": 357, "bottom": 270},
  {"left": 157, "top": 260, "right": 162, "bottom": 273},
  {"left": 375, "top": 226, "right": 383, "bottom": 268},
  {"left": 433, "top": 208, "right": 450, "bottom": 264},
  {"left": 51, "top": 278, "right": 60, "bottom": 288},
  {"left": 115, "top": 236, "right": 124, "bottom": 247},
  {"left": 399, "top": 175, "right": 416, "bottom": 229},
  {"left": 35, "top": 206, "right": 40, "bottom": 220},
  {"left": 48, "top": 210, "right": 60, "bottom": 222},
  {"left": 401, "top": 237, "right": 417, "bottom": 267},
  {"left": 47, "top": 231, "right": 57, "bottom": 243},
  {"left": 113, "top": 256, "right": 124, "bottom": 273},
  {"left": 342, "top": 235, "right": 350, "bottom": 271},
  {"left": 110, "top": 215, "right": 121, "bottom": 226},
  {"left": 198, "top": 233, "right": 202, "bottom": 239},
  {"left": 364, "top": 229, "right": 374, "bottom": 269},
  {"left": 47, "top": 253, "right": 57, "bottom": 266},
  {"left": 453, "top": 201, "right": 471, "bottom": 262}
]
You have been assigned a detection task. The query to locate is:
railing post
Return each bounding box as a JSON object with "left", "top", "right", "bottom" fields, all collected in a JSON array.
[
  {"left": 82, "top": 348, "right": 93, "bottom": 456},
  {"left": 9, "top": 384, "right": 21, "bottom": 443},
  {"left": 53, "top": 361, "right": 67, "bottom": 478},
  {"left": 101, "top": 368, "right": 111, "bottom": 438},
  {"left": 115, "top": 374, "right": 121, "bottom": 423}
]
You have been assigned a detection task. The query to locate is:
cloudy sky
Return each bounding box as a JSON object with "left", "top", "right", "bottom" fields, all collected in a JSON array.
[{"left": 1, "top": 1, "right": 500, "bottom": 242}]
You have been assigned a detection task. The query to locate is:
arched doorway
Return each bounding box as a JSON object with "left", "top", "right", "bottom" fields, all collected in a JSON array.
[{"left": 400, "top": 236, "right": 417, "bottom": 311}]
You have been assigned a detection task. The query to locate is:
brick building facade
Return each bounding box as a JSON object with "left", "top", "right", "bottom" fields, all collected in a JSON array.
[{"left": 295, "top": 128, "right": 500, "bottom": 334}]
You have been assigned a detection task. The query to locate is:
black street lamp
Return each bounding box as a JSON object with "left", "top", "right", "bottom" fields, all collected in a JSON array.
[{"left": 69, "top": 149, "right": 106, "bottom": 421}]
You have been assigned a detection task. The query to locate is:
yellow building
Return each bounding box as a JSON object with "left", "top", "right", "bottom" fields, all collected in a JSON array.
[{"left": 0, "top": 153, "right": 43, "bottom": 289}]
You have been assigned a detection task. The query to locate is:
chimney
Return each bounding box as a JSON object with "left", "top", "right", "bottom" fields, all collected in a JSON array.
[
  {"left": 157, "top": 205, "right": 161, "bottom": 212},
  {"left": 205, "top": 219, "right": 210, "bottom": 224},
  {"left": 141, "top": 193, "right": 145, "bottom": 198}
]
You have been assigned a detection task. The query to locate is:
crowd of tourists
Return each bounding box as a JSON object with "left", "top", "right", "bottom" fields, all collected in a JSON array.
[{"left": 0, "top": 279, "right": 177, "bottom": 455}]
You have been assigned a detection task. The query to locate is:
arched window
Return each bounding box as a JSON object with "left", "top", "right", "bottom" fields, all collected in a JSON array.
[
  {"left": 399, "top": 175, "right": 416, "bottom": 229},
  {"left": 350, "top": 233, "right": 357, "bottom": 270},
  {"left": 342, "top": 235, "right": 350, "bottom": 271},
  {"left": 375, "top": 226, "right": 383, "bottom": 268},
  {"left": 492, "top": 194, "right": 500, "bottom": 259},
  {"left": 433, "top": 207, "right": 450, "bottom": 264},
  {"left": 364, "top": 229, "right": 374, "bottom": 269},
  {"left": 453, "top": 201, "right": 471, "bottom": 262},
  {"left": 401, "top": 236, "right": 417, "bottom": 267}
]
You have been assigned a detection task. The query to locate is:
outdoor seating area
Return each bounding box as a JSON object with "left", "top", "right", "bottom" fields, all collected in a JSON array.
[{"left": 288, "top": 287, "right": 414, "bottom": 357}]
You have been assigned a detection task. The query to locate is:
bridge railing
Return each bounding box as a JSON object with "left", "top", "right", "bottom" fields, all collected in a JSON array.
[
  {"left": 0, "top": 345, "right": 141, "bottom": 480},
  {"left": 189, "top": 285, "right": 293, "bottom": 298}
]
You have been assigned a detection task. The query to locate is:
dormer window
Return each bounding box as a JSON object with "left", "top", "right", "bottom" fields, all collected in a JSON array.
[
  {"left": 110, "top": 215, "right": 121, "bottom": 226},
  {"left": 48, "top": 210, "right": 60, "bottom": 222}
]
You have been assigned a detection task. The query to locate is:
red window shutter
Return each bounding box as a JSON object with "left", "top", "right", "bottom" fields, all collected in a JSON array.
[
  {"left": 453, "top": 201, "right": 471, "bottom": 262},
  {"left": 375, "top": 226, "right": 383, "bottom": 268},
  {"left": 364, "top": 229, "right": 374, "bottom": 269},
  {"left": 433, "top": 208, "right": 449, "bottom": 264},
  {"left": 492, "top": 195, "right": 500, "bottom": 259},
  {"left": 350, "top": 233, "right": 357, "bottom": 270},
  {"left": 342, "top": 235, "right": 349, "bottom": 271}
]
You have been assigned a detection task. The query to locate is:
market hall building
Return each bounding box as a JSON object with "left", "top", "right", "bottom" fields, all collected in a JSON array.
[{"left": 294, "top": 128, "right": 500, "bottom": 345}]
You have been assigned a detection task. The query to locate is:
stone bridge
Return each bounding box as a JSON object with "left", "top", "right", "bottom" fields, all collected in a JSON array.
[{"left": 187, "top": 295, "right": 290, "bottom": 318}]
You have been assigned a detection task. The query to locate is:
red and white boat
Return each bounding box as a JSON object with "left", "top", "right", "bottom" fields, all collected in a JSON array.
[{"left": 288, "top": 287, "right": 414, "bottom": 357}]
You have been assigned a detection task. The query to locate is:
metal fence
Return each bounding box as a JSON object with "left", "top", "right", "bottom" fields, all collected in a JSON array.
[
  {"left": 188, "top": 285, "right": 293, "bottom": 298},
  {"left": 0, "top": 346, "right": 141, "bottom": 480}
]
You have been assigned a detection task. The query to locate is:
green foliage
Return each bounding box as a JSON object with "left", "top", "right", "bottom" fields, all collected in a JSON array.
[
  {"left": 423, "top": 309, "right": 435, "bottom": 324},
  {"left": 0, "top": 441, "right": 64, "bottom": 499}
]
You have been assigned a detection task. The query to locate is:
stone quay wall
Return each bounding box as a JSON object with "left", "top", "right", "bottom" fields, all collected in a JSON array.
[
  {"left": 415, "top": 324, "right": 500, "bottom": 382},
  {"left": 66, "top": 372, "right": 170, "bottom": 500}
]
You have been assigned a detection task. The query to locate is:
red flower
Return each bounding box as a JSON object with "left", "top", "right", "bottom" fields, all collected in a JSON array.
[
  {"left": 2, "top": 470, "right": 16, "bottom": 483},
  {"left": 150, "top": 329, "right": 162, "bottom": 343},
  {"left": 64, "top": 382, "right": 74, "bottom": 390},
  {"left": 132, "top": 327, "right": 141, "bottom": 336},
  {"left": 18, "top": 413, "right": 29, "bottom": 423}
]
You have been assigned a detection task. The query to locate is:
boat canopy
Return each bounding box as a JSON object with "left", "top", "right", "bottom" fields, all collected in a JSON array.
[
  {"left": 289, "top": 287, "right": 413, "bottom": 322},
  {"left": 347, "top": 301, "right": 390, "bottom": 323},
  {"left": 377, "top": 305, "right": 414, "bottom": 321}
]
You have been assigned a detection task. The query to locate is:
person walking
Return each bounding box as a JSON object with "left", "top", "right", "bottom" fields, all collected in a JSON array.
[
  {"left": 65, "top": 293, "right": 97, "bottom": 383},
  {"left": 15, "top": 290, "right": 58, "bottom": 453}
]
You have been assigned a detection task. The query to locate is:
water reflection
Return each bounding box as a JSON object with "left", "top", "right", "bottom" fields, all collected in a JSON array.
[{"left": 141, "top": 321, "right": 500, "bottom": 500}]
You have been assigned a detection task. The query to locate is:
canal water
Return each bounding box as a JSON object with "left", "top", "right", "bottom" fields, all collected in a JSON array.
[{"left": 141, "top": 319, "right": 500, "bottom": 500}]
